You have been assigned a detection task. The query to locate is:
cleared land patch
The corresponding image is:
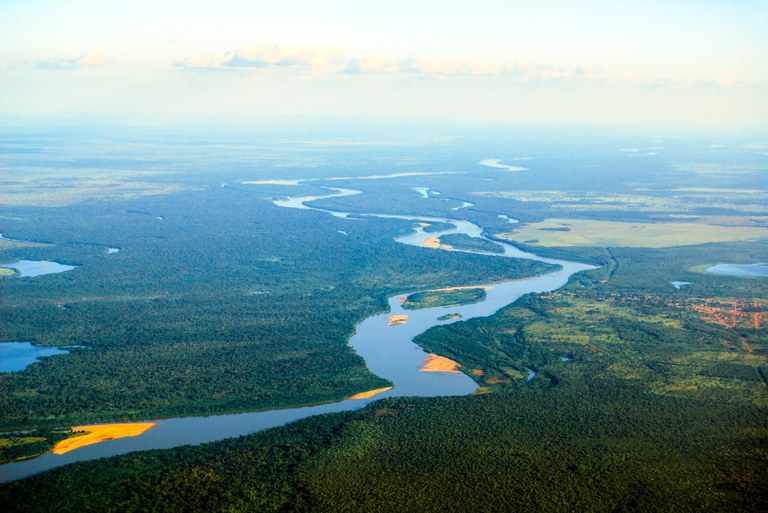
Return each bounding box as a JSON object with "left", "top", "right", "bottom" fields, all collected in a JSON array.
[
  {"left": 475, "top": 188, "right": 768, "bottom": 214},
  {"left": 0, "top": 179, "right": 202, "bottom": 207},
  {"left": 498, "top": 218, "right": 768, "bottom": 248}
]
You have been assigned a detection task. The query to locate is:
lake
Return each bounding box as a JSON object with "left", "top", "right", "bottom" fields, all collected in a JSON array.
[
  {"left": 705, "top": 263, "right": 768, "bottom": 277},
  {"left": 0, "top": 260, "right": 77, "bottom": 277},
  {"left": 0, "top": 342, "right": 71, "bottom": 373}
]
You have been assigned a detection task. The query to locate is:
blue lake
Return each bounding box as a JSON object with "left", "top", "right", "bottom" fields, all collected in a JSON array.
[
  {"left": 706, "top": 263, "right": 768, "bottom": 278},
  {"left": 1, "top": 260, "right": 77, "bottom": 277},
  {"left": 0, "top": 342, "right": 71, "bottom": 373}
]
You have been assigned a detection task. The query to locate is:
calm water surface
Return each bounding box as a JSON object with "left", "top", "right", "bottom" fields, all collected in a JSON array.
[
  {"left": 1, "top": 260, "right": 77, "bottom": 277},
  {"left": 0, "top": 342, "right": 71, "bottom": 373},
  {"left": 706, "top": 263, "right": 768, "bottom": 277}
]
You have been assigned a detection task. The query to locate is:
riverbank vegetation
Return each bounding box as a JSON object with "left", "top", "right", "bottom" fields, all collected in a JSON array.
[
  {"left": 403, "top": 287, "right": 487, "bottom": 310},
  {"left": 438, "top": 233, "right": 504, "bottom": 253},
  {"left": 0, "top": 429, "right": 79, "bottom": 464}
]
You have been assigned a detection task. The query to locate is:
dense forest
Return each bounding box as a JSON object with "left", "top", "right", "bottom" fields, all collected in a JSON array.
[
  {"left": 0, "top": 187, "right": 553, "bottom": 429},
  {"left": 2, "top": 243, "right": 765, "bottom": 512},
  {"left": 1, "top": 125, "right": 766, "bottom": 511}
]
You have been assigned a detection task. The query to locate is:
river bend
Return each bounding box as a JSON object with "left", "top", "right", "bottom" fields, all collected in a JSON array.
[{"left": 0, "top": 183, "right": 594, "bottom": 482}]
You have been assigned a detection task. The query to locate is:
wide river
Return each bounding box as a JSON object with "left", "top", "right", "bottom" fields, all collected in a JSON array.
[{"left": 0, "top": 183, "right": 595, "bottom": 482}]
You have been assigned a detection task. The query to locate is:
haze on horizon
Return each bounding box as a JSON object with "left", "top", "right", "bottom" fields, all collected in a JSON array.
[{"left": 1, "top": 0, "right": 767, "bottom": 128}]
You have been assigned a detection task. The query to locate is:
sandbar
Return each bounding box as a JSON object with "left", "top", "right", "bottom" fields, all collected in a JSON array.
[
  {"left": 347, "top": 386, "right": 394, "bottom": 400},
  {"left": 420, "top": 354, "right": 461, "bottom": 374},
  {"left": 388, "top": 314, "right": 409, "bottom": 326},
  {"left": 52, "top": 423, "right": 158, "bottom": 455},
  {"left": 423, "top": 237, "right": 453, "bottom": 250}
]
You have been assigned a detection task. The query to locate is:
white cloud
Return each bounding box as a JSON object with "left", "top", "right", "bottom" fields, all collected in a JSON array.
[
  {"left": 180, "top": 52, "right": 234, "bottom": 70},
  {"left": 343, "top": 56, "right": 571, "bottom": 81},
  {"left": 34, "top": 52, "right": 106, "bottom": 70},
  {"left": 178, "top": 45, "right": 343, "bottom": 72},
  {"left": 177, "top": 45, "right": 749, "bottom": 91},
  {"left": 344, "top": 54, "right": 401, "bottom": 74}
]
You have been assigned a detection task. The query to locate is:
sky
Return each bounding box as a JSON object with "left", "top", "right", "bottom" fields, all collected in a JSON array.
[{"left": 1, "top": 0, "right": 767, "bottom": 127}]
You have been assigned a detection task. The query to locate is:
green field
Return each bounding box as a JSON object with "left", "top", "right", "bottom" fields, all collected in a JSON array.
[
  {"left": 499, "top": 218, "right": 768, "bottom": 248},
  {"left": 0, "top": 429, "right": 79, "bottom": 464}
]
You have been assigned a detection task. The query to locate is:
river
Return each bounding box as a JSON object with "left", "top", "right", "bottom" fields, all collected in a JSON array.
[{"left": 0, "top": 183, "right": 595, "bottom": 482}]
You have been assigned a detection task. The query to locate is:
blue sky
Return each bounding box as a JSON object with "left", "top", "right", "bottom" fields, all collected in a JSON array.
[{"left": 2, "top": 0, "right": 766, "bottom": 126}]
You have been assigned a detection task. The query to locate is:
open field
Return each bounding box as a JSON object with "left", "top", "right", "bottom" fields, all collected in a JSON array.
[
  {"left": 498, "top": 218, "right": 768, "bottom": 248},
  {"left": 0, "top": 429, "right": 79, "bottom": 463},
  {"left": 0, "top": 179, "right": 203, "bottom": 207},
  {"left": 475, "top": 188, "right": 768, "bottom": 214},
  {"left": 0, "top": 239, "right": 50, "bottom": 250}
]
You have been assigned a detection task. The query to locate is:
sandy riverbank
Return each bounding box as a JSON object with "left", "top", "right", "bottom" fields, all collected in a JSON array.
[{"left": 52, "top": 423, "right": 158, "bottom": 455}]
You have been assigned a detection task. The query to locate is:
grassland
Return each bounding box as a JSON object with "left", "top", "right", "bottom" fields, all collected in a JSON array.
[
  {"left": 0, "top": 429, "right": 79, "bottom": 463},
  {"left": 0, "top": 239, "right": 50, "bottom": 250},
  {"left": 475, "top": 188, "right": 768, "bottom": 214},
  {"left": 0, "top": 179, "right": 203, "bottom": 207},
  {"left": 498, "top": 218, "right": 768, "bottom": 248}
]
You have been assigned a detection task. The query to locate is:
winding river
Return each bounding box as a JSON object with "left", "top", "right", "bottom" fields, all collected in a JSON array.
[{"left": 0, "top": 182, "right": 595, "bottom": 482}]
